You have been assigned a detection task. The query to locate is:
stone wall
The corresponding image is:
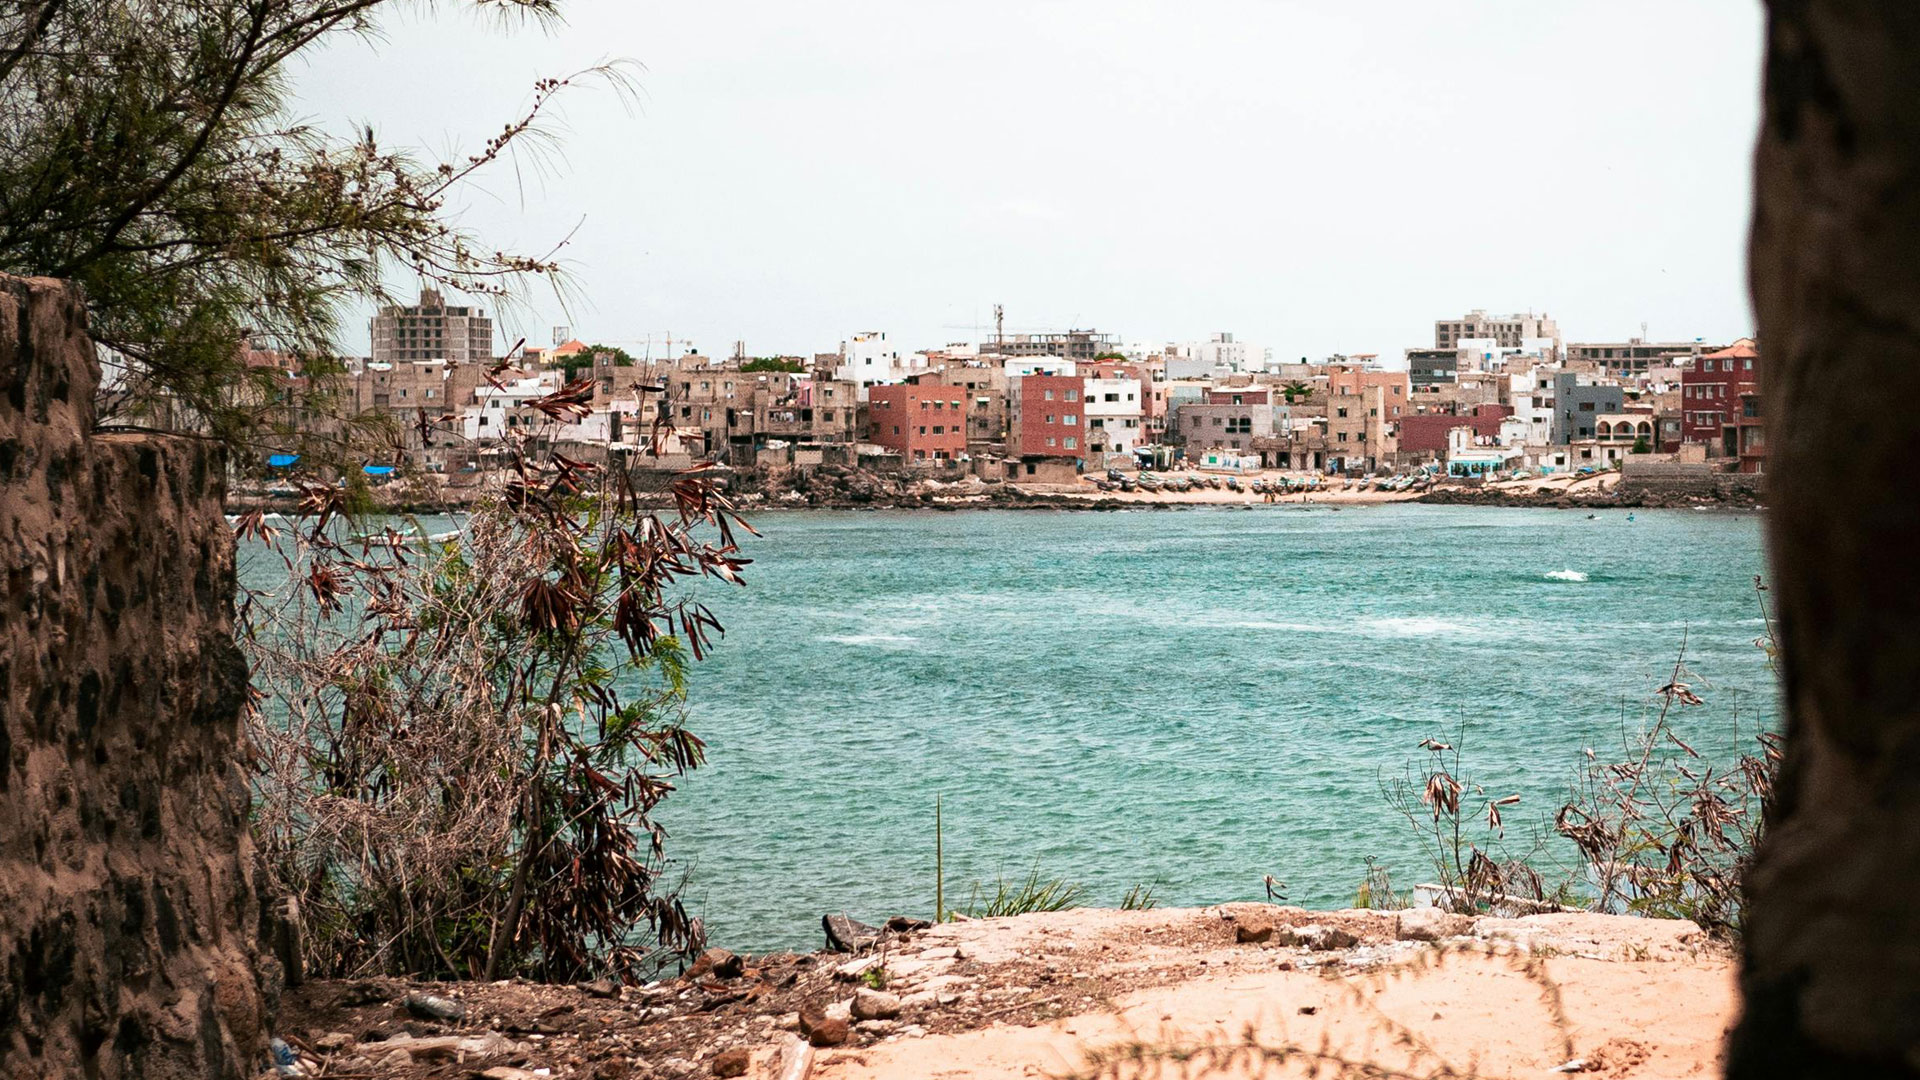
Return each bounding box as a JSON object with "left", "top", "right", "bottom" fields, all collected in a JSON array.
[
  {"left": 0, "top": 275, "right": 265, "bottom": 1079},
  {"left": 1619, "top": 458, "right": 1764, "bottom": 501}
]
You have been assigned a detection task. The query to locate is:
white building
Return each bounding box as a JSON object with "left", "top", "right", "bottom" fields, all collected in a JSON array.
[
  {"left": 1083, "top": 375, "right": 1145, "bottom": 457},
  {"left": 833, "top": 331, "right": 927, "bottom": 401},
  {"left": 461, "top": 373, "right": 564, "bottom": 442},
  {"left": 1505, "top": 367, "right": 1558, "bottom": 445},
  {"left": 1165, "top": 332, "right": 1270, "bottom": 379},
  {"left": 1000, "top": 356, "right": 1077, "bottom": 378}
]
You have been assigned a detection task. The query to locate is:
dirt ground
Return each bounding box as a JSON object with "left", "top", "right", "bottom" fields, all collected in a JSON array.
[{"left": 274, "top": 904, "right": 1734, "bottom": 1080}]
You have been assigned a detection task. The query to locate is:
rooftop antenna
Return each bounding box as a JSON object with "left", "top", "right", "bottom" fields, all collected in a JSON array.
[{"left": 993, "top": 303, "right": 1004, "bottom": 345}]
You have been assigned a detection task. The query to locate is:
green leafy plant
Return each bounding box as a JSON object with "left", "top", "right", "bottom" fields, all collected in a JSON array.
[
  {"left": 955, "top": 870, "right": 1086, "bottom": 919},
  {"left": 1120, "top": 882, "right": 1159, "bottom": 911}
]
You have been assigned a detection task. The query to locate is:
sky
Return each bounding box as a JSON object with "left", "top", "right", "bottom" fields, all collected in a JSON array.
[{"left": 294, "top": 1, "right": 1768, "bottom": 363}]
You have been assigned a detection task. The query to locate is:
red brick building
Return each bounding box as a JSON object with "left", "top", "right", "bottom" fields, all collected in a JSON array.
[
  {"left": 1733, "top": 391, "right": 1767, "bottom": 473},
  {"left": 1397, "top": 403, "right": 1513, "bottom": 456},
  {"left": 1680, "top": 338, "right": 1758, "bottom": 453},
  {"left": 1009, "top": 374, "right": 1085, "bottom": 460},
  {"left": 867, "top": 383, "right": 968, "bottom": 463}
]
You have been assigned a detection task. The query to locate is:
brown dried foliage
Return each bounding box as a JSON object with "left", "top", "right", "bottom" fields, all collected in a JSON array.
[{"left": 242, "top": 380, "right": 755, "bottom": 983}]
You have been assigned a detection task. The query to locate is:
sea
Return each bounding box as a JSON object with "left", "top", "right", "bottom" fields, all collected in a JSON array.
[
  {"left": 240, "top": 503, "right": 1776, "bottom": 954},
  {"left": 653, "top": 504, "right": 1775, "bottom": 951}
]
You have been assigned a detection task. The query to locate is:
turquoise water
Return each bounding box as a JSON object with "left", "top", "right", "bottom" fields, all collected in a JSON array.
[{"left": 654, "top": 505, "right": 1774, "bottom": 951}]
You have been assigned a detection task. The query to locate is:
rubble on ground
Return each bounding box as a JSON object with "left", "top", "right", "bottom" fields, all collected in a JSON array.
[{"left": 272, "top": 903, "right": 1722, "bottom": 1079}]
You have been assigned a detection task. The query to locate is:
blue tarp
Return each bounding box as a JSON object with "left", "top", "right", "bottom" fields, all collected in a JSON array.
[
  {"left": 267, "top": 453, "right": 299, "bottom": 468},
  {"left": 362, "top": 464, "right": 396, "bottom": 476}
]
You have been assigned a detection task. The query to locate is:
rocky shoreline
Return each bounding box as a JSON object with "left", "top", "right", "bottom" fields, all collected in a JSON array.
[
  {"left": 271, "top": 904, "right": 1733, "bottom": 1080},
  {"left": 228, "top": 473, "right": 1762, "bottom": 516}
]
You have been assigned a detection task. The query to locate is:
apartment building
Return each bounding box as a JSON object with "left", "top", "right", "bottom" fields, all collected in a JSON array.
[
  {"left": 1566, "top": 337, "right": 1707, "bottom": 377},
  {"left": 1434, "top": 310, "right": 1560, "bottom": 352},
  {"left": 1009, "top": 374, "right": 1086, "bottom": 460},
  {"left": 370, "top": 288, "right": 494, "bottom": 364},
  {"left": 1680, "top": 339, "right": 1759, "bottom": 452},
  {"left": 867, "top": 383, "right": 968, "bottom": 463},
  {"left": 980, "top": 329, "right": 1118, "bottom": 364}
]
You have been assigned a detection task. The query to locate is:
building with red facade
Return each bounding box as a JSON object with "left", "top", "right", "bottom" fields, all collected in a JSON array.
[
  {"left": 1680, "top": 338, "right": 1758, "bottom": 453},
  {"left": 1397, "top": 404, "right": 1512, "bottom": 456},
  {"left": 1733, "top": 391, "right": 1768, "bottom": 473},
  {"left": 1009, "top": 373, "right": 1086, "bottom": 462},
  {"left": 867, "top": 383, "right": 968, "bottom": 463}
]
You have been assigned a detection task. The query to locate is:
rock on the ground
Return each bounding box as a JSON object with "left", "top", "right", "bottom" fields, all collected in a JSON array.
[
  {"left": 806, "top": 1017, "right": 849, "bottom": 1047},
  {"left": 710, "top": 1046, "right": 751, "bottom": 1077},
  {"left": 578, "top": 976, "right": 622, "bottom": 998},
  {"left": 376, "top": 1048, "right": 414, "bottom": 1069},
  {"left": 312, "top": 1031, "right": 354, "bottom": 1052},
  {"left": 800, "top": 1003, "right": 852, "bottom": 1047},
  {"left": 687, "top": 948, "right": 745, "bottom": 980},
  {"left": 480, "top": 1068, "right": 543, "bottom": 1080},
  {"left": 851, "top": 988, "right": 903, "bottom": 1020},
  {"left": 402, "top": 992, "right": 467, "bottom": 1021},
  {"left": 1396, "top": 907, "right": 1473, "bottom": 942},
  {"left": 380, "top": 1032, "right": 520, "bottom": 1060},
  {"left": 1296, "top": 924, "right": 1359, "bottom": 951}
]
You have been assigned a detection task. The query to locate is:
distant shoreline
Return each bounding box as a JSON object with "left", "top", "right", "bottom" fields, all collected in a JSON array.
[{"left": 225, "top": 480, "right": 1761, "bottom": 516}]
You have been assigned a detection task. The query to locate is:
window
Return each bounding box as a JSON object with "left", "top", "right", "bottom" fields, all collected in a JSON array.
[
  {"left": 1045, "top": 414, "right": 1055, "bottom": 424},
  {"left": 1064, "top": 415, "right": 1077, "bottom": 425},
  {"left": 1579, "top": 402, "right": 1595, "bottom": 412},
  {"left": 1066, "top": 390, "right": 1080, "bottom": 402},
  {"left": 1336, "top": 407, "right": 1348, "bottom": 418},
  {"left": 1044, "top": 389, "right": 1054, "bottom": 400},
  {"left": 1046, "top": 437, "right": 1057, "bottom": 447}
]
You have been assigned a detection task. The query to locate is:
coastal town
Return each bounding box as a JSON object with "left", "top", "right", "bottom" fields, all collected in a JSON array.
[{"left": 222, "top": 296, "right": 1763, "bottom": 508}]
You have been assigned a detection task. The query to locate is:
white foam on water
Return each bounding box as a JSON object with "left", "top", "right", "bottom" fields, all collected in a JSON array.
[
  {"left": 820, "top": 633, "right": 919, "bottom": 648},
  {"left": 1544, "top": 569, "right": 1590, "bottom": 582},
  {"left": 1360, "top": 616, "right": 1483, "bottom": 638}
]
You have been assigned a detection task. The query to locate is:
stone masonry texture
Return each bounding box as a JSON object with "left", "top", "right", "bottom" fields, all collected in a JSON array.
[{"left": 0, "top": 274, "right": 266, "bottom": 1079}]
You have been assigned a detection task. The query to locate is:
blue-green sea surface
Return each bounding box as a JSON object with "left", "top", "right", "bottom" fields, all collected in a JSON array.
[{"left": 652, "top": 504, "right": 1773, "bottom": 952}]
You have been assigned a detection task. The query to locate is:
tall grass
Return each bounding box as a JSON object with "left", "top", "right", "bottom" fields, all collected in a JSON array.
[{"left": 956, "top": 871, "right": 1087, "bottom": 919}]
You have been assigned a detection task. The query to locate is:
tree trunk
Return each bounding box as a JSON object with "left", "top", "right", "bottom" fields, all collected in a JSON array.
[{"left": 1731, "top": 4, "right": 1920, "bottom": 1076}]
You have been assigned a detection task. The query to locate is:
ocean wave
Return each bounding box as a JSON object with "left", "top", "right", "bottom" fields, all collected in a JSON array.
[
  {"left": 820, "top": 633, "right": 919, "bottom": 648},
  {"left": 1231, "top": 620, "right": 1328, "bottom": 633},
  {"left": 1359, "top": 616, "right": 1485, "bottom": 638},
  {"left": 1544, "top": 569, "right": 1590, "bottom": 582}
]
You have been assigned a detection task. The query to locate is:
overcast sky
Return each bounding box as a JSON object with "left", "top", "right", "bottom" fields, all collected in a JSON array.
[{"left": 295, "top": 1, "right": 1766, "bottom": 362}]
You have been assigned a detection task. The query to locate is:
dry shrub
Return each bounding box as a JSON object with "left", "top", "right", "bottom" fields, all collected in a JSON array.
[
  {"left": 1552, "top": 616, "right": 1780, "bottom": 939},
  {"left": 240, "top": 383, "right": 753, "bottom": 982}
]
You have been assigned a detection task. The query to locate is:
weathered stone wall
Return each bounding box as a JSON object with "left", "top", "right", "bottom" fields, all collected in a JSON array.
[
  {"left": 1, "top": 275, "right": 265, "bottom": 1079},
  {"left": 1618, "top": 459, "right": 1765, "bottom": 501}
]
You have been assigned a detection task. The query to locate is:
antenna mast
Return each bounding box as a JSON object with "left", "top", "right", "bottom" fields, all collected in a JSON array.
[{"left": 994, "top": 304, "right": 1004, "bottom": 345}]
